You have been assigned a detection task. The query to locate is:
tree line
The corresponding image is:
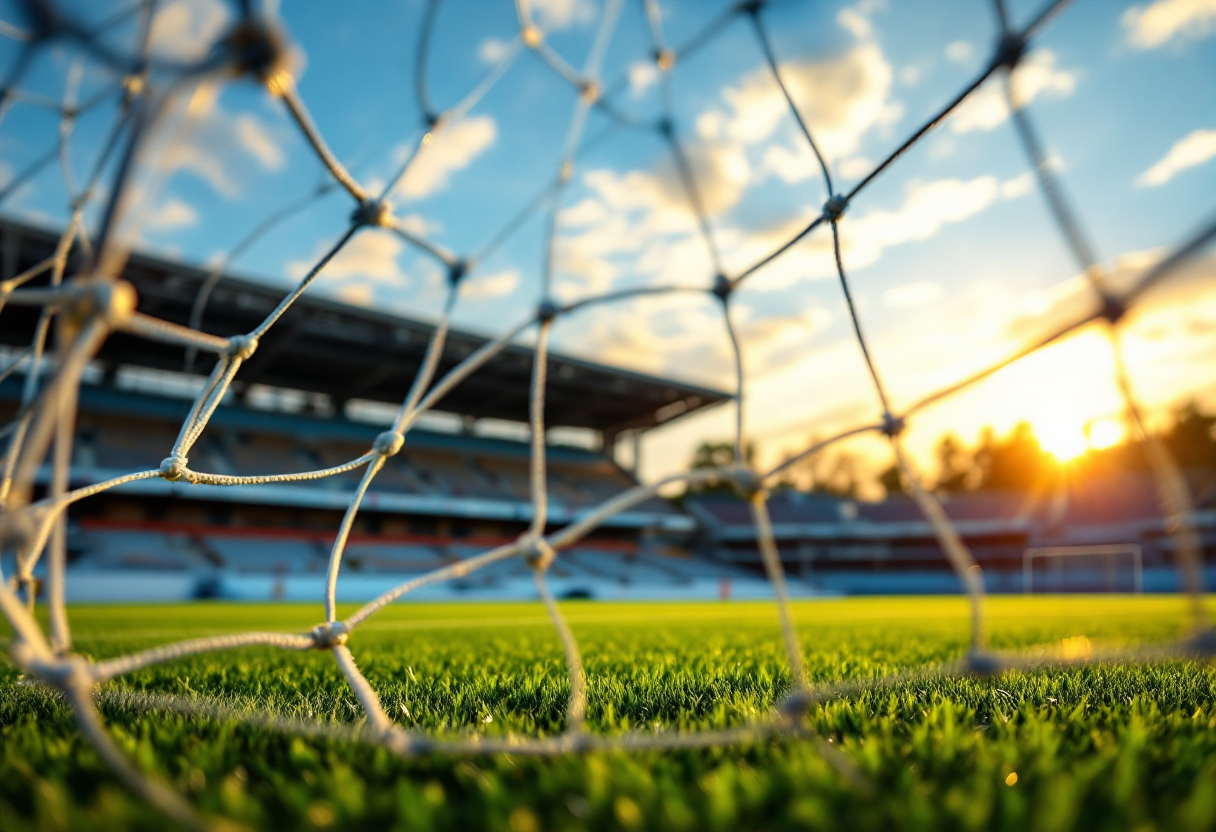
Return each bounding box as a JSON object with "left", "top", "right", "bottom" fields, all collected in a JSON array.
[{"left": 685, "top": 402, "right": 1216, "bottom": 500}]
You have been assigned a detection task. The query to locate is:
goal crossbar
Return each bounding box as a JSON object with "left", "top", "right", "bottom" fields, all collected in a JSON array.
[{"left": 1023, "top": 544, "right": 1144, "bottom": 595}]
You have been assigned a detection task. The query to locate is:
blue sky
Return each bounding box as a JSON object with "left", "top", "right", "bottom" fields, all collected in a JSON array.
[{"left": 2, "top": 0, "right": 1215, "bottom": 488}]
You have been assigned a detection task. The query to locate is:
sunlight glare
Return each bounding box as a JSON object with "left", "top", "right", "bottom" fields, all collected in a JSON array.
[
  {"left": 1035, "top": 415, "right": 1089, "bottom": 461},
  {"left": 1086, "top": 417, "right": 1125, "bottom": 451}
]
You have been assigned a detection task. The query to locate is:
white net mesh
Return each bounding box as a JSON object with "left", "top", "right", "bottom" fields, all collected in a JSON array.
[{"left": 1, "top": 0, "right": 1215, "bottom": 826}]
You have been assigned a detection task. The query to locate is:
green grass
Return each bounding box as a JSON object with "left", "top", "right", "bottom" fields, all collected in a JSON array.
[{"left": 3, "top": 596, "right": 1216, "bottom": 831}]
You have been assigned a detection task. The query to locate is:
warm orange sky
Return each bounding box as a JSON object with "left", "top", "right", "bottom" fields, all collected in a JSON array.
[{"left": 632, "top": 251, "right": 1216, "bottom": 492}]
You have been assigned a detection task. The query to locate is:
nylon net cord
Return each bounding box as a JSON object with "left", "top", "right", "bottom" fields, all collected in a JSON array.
[{"left": 0, "top": 0, "right": 1214, "bottom": 826}]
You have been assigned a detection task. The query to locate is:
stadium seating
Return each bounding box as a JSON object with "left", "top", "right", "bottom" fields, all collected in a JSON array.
[
  {"left": 72, "top": 528, "right": 211, "bottom": 571},
  {"left": 59, "top": 384, "right": 651, "bottom": 512},
  {"left": 201, "top": 536, "right": 326, "bottom": 574}
]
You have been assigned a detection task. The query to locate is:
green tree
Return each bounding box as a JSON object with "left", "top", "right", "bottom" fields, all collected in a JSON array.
[
  {"left": 690, "top": 441, "right": 751, "bottom": 470},
  {"left": 879, "top": 464, "right": 904, "bottom": 497},
  {"left": 935, "top": 433, "right": 971, "bottom": 492},
  {"left": 1162, "top": 401, "right": 1216, "bottom": 470},
  {"left": 685, "top": 440, "right": 756, "bottom": 497},
  {"left": 973, "top": 422, "right": 1049, "bottom": 491}
]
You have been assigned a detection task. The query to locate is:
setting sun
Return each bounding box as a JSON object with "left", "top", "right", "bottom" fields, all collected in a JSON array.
[
  {"left": 1034, "top": 414, "right": 1127, "bottom": 461},
  {"left": 1086, "top": 417, "right": 1126, "bottom": 450},
  {"left": 1035, "top": 416, "right": 1090, "bottom": 461}
]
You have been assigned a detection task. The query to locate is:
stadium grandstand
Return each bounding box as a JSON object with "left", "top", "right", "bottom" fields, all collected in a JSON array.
[
  {"left": 1, "top": 216, "right": 781, "bottom": 601},
  {"left": 688, "top": 472, "right": 1216, "bottom": 595},
  {"left": 5, "top": 213, "right": 1214, "bottom": 602}
]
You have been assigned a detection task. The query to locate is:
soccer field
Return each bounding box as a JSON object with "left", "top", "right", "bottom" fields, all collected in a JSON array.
[{"left": 3, "top": 596, "right": 1216, "bottom": 831}]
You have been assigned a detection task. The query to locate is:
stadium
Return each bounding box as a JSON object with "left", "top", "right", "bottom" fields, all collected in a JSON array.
[
  {"left": 1, "top": 216, "right": 767, "bottom": 602},
  {"left": 2, "top": 0, "right": 1216, "bottom": 830},
  {"left": 9, "top": 210, "right": 1214, "bottom": 605}
]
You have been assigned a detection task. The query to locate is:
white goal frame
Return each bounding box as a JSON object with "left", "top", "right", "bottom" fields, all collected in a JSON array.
[{"left": 1022, "top": 544, "right": 1144, "bottom": 595}]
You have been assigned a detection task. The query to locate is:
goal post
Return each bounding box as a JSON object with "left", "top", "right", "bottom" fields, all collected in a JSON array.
[{"left": 1022, "top": 544, "right": 1143, "bottom": 595}]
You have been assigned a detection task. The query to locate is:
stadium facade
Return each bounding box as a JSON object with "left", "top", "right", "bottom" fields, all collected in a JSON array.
[
  {"left": 3, "top": 217, "right": 1214, "bottom": 600},
  {"left": 688, "top": 472, "right": 1216, "bottom": 594},
  {"left": 1, "top": 217, "right": 768, "bottom": 602}
]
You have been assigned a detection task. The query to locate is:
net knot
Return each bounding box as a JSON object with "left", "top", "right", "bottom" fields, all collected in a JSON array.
[
  {"left": 823, "top": 194, "right": 849, "bottom": 222},
  {"left": 729, "top": 464, "right": 762, "bottom": 499},
  {"left": 738, "top": 0, "right": 767, "bottom": 15},
  {"left": 711, "top": 273, "right": 733, "bottom": 303},
  {"left": 521, "top": 24, "right": 543, "bottom": 49},
  {"left": 222, "top": 19, "right": 292, "bottom": 85},
  {"left": 67, "top": 278, "right": 138, "bottom": 327},
  {"left": 537, "top": 298, "right": 559, "bottom": 323},
  {"left": 779, "top": 689, "right": 813, "bottom": 721},
  {"left": 310, "top": 621, "right": 349, "bottom": 649},
  {"left": 992, "top": 31, "right": 1026, "bottom": 71},
  {"left": 1099, "top": 293, "right": 1126, "bottom": 324},
  {"left": 579, "top": 80, "right": 601, "bottom": 105},
  {"left": 523, "top": 536, "right": 557, "bottom": 571},
  {"left": 963, "top": 650, "right": 1004, "bottom": 678},
  {"left": 880, "top": 412, "right": 906, "bottom": 438},
  {"left": 657, "top": 117, "right": 674, "bottom": 137},
  {"left": 351, "top": 199, "right": 393, "bottom": 229},
  {"left": 28, "top": 654, "right": 94, "bottom": 690},
  {"left": 159, "top": 455, "right": 189, "bottom": 481},
  {"left": 655, "top": 49, "right": 675, "bottom": 72},
  {"left": 227, "top": 334, "right": 259, "bottom": 361},
  {"left": 373, "top": 431, "right": 405, "bottom": 457},
  {"left": 447, "top": 259, "right": 468, "bottom": 285},
  {"left": 121, "top": 74, "right": 146, "bottom": 107},
  {"left": 0, "top": 510, "right": 36, "bottom": 559}
]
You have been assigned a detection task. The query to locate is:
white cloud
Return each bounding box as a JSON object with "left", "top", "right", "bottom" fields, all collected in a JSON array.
[
  {"left": 1135, "top": 128, "right": 1216, "bottom": 187},
  {"left": 950, "top": 50, "right": 1075, "bottom": 134},
  {"left": 715, "top": 43, "right": 894, "bottom": 163},
  {"left": 1000, "top": 170, "right": 1036, "bottom": 199},
  {"left": 286, "top": 230, "right": 408, "bottom": 284},
  {"left": 734, "top": 302, "right": 836, "bottom": 376},
  {"left": 463, "top": 268, "right": 521, "bottom": 299},
  {"left": 478, "top": 37, "right": 511, "bottom": 64},
  {"left": 146, "top": 198, "right": 198, "bottom": 231},
  {"left": 837, "top": 8, "right": 872, "bottom": 39},
  {"left": 395, "top": 116, "right": 497, "bottom": 200},
  {"left": 233, "top": 114, "right": 284, "bottom": 170},
  {"left": 562, "top": 294, "right": 728, "bottom": 383},
  {"left": 151, "top": 93, "right": 286, "bottom": 198},
  {"left": 838, "top": 156, "right": 873, "bottom": 179},
  {"left": 899, "top": 65, "right": 921, "bottom": 86},
  {"left": 336, "top": 282, "right": 375, "bottom": 306},
  {"left": 724, "top": 175, "right": 1006, "bottom": 293},
  {"left": 148, "top": 0, "right": 230, "bottom": 63},
  {"left": 945, "top": 41, "right": 973, "bottom": 63},
  {"left": 576, "top": 138, "right": 751, "bottom": 225},
  {"left": 530, "top": 0, "right": 596, "bottom": 30},
  {"left": 882, "top": 280, "right": 942, "bottom": 308},
  {"left": 839, "top": 176, "right": 1002, "bottom": 268},
  {"left": 659, "top": 142, "right": 752, "bottom": 215},
  {"left": 549, "top": 165, "right": 717, "bottom": 302},
  {"left": 560, "top": 197, "right": 608, "bottom": 227},
  {"left": 628, "top": 62, "right": 659, "bottom": 98},
  {"left": 397, "top": 213, "right": 442, "bottom": 238},
  {"left": 1123, "top": 0, "right": 1216, "bottom": 49}
]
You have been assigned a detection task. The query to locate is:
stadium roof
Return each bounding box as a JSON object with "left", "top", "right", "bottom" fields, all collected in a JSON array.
[{"left": 0, "top": 217, "right": 730, "bottom": 434}]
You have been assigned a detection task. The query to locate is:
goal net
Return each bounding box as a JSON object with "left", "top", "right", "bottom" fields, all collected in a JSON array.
[
  {"left": 0, "top": 0, "right": 1212, "bottom": 825},
  {"left": 1023, "top": 544, "right": 1144, "bottom": 595}
]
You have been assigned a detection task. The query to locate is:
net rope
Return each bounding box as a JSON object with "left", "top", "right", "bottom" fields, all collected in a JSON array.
[{"left": 1, "top": 0, "right": 1215, "bottom": 826}]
